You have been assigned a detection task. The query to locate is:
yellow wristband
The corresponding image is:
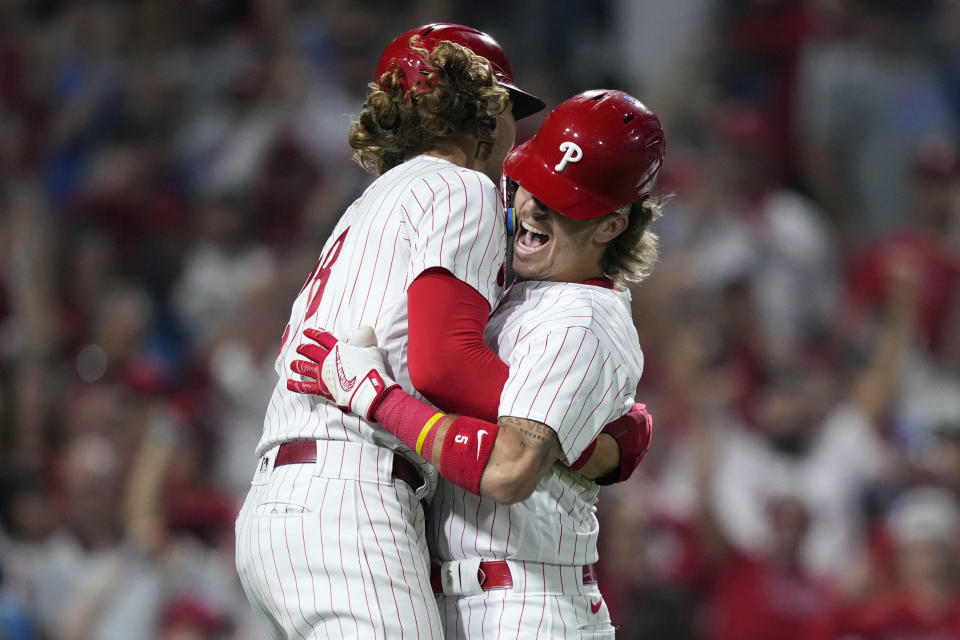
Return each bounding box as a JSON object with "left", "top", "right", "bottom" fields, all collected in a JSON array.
[{"left": 416, "top": 412, "right": 445, "bottom": 457}]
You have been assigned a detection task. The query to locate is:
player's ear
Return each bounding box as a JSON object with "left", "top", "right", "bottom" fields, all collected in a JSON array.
[{"left": 592, "top": 211, "right": 629, "bottom": 245}]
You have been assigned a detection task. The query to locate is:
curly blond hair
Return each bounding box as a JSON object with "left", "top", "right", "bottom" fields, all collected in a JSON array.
[
  {"left": 348, "top": 39, "right": 511, "bottom": 176},
  {"left": 602, "top": 197, "right": 664, "bottom": 288}
]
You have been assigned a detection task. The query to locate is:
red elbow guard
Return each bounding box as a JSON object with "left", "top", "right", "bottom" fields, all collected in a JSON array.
[
  {"left": 598, "top": 403, "right": 653, "bottom": 485},
  {"left": 438, "top": 416, "right": 499, "bottom": 495}
]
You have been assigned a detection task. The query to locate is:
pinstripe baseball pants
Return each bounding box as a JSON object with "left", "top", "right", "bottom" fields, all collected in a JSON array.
[{"left": 235, "top": 442, "right": 443, "bottom": 639}]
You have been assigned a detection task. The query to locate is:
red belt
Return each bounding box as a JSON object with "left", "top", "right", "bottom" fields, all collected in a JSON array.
[
  {"left": 429, "top": 561, "right": 598, "bottom": 594},
  {"left": 274, "top": 441, "right": 423, "bottom": 492}
]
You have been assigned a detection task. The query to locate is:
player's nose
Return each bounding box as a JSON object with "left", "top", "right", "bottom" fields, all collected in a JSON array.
[{"left": 521, "top": 197, "right": 550, "bottom": 221}]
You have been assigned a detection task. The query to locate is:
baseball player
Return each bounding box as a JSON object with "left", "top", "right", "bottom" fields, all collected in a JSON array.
[
  {"left": 288, "top": 90, "right": 665, "bottom": 639},
  {"left": 234, "top": 24, "right": 547, "bottom": 640}
]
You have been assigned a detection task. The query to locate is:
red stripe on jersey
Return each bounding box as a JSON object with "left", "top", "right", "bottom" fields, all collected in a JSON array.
[
  {"left": 412, "top": 189, "right": 427, "bottom": 213},
  {"left": 284, "top": 514, "right": 315, "bottom": 637},
  {"left": 571, "top": 524, "right": 580, "bottom": 568},
  {"left": 354, "top": 511, "right": 379, "bottom": 640},
  {"left": 412, "top": 186, "right": 430, "bottom": 262},
  {"left": 568, "top": 364, "right": 623, "bottom": 451},
  {"left": 346, "top": 221, "right": 374, "bottom": 307},
  {"left": 354, "top": 443, "right": 380, "bottom": 639},
  {"left": 318, "top": 480, "right": 346, "bottom": 637},
  {"left": 454, "top": 173, "right": 469, "bottom": 266},
  {"left": 398, "top": 487, "right": 437, "bottom": 640},
  {"left": 502, "top": 285, "right": 552, "bottom": 341},
  {"left": 594, "top": 308, "right": 641, "bottom": 376},
  {"left": 535, "top": 564, "right": 547, "bottom": 635},
  {"left": 332, "top": 449, "right": 362, "bottom": 633},
  {"left": 437, "top": 174, "right": 451, "bottom": 259},
  {"left": 504, "top": 505, "right": 513, "bottom": 553},
  {"left": 544, "top": 330, "right": 588, "bottom": 421},
  {"left": 358, "top": 219, "right": 390, "bottom": 320},
  {"left": 554, "top": 597, "right": 569, "bottom": 636},
  {"left": 295, "top": 477, "right": 324, "bottom": 625},
  {"left": 268, "top": 514, "right": 304, "bottom": 638},
  {"left": 422, "top": 178, "right": 436, "bottom": 235},
  {"left": 475, "top": 189, "right": 497, "bottom": 295},
  {"left": 555, "top": 484, "right": 566, "bottom": 554},
  {"left": 517, "top": 306, "right": 591, "bottom": 342},
  {"left": 562, "top": 353, "right": 611, "bottom": 451},
  {"left": 357, "top": 473, "right": 405, "bottom": 636},
  {"left": 459, "top": 492, "right": 468, "bottom": 556},
  {"left": 299, "top": 518, "right": 322, "bottom": 629},
  {"left": 506, "top": 334, "right": 550, "bottom": 415},
  {"left": 380, "top": 483, "right": 421, "bottom": 639},
  {"left": 400, "top": 204, "right": 417, "bottom": 231},
  {"left": 514, "top": 561, "right": 527, "bottom": 640},
  {"left": 464, "top": 173, "right": 482, "bottom": 278},
  {"left": 528, "top": 327, "right": 571, "bottom": 410},
  {"left": 253, "top": 495, "right": 273, "bottom": 621},
  {"left": 446, "top": 484, "right": 456, "bottom": 565},
  {"left": 480, "top": 596, "right": 489, "bottom": 640},
  {"left": 466, "top": 584, "right": 475, "bottom": 634},
  {"left": 496, "top": 595, "right": 506, "bottom": 640},
  {"left": 488, "top": 501, "right": 498, "bottom": 558},
  {"left": 374, "top": 225, "right": 403, "bottom": 325},
  {"left": 556, "top": 338, "right": 601, "bottom": 429},
  {"left": 474, "top": 498, "right": 483, "bottom": 557}
]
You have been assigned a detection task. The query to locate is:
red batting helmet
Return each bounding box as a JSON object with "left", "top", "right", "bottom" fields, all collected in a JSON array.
[
  {"left": 503, "top": 90, "right": 665, "bottom": 220},
  {"left": 374, "top": 23, "right": 545, "bottom": 120}
]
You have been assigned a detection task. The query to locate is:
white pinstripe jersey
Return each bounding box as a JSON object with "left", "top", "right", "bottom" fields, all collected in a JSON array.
[
  {"left": 430, "top": 280, "right": 644, "bottom": 566},
  {"left": 257, "top": 155, "right": 507, "bottom": 488}
]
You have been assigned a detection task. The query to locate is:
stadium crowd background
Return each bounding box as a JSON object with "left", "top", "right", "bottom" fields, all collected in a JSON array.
[{"left": 0, "top": 0, "right": 959, "bottom": 638}]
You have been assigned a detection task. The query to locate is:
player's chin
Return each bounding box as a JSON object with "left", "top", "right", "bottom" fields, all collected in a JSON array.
[{"left": 511, "top": 254, "right": 547, "bottom": 281}]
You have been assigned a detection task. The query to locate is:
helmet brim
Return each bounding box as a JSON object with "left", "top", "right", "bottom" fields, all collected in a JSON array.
[
  {"left": 503, "top": 142, "right": 619, "bottom": 220},
  {"left": 504, "top": 85, "right": 545, "bottom": 120}
]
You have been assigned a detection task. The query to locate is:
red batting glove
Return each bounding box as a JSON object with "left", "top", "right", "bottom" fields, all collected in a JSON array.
[
  {"left": 286, "top": 328, "right": 336, "bottom": 402},
  {"left": 596, "top": 403, "right": 653, "bottom": 486},
  {"left": 287, "top": 326, "right": 399, "bottom": 420}
]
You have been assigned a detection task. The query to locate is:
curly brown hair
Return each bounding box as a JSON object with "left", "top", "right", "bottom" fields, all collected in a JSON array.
[
  {"left": 601, "top": 197, "right": 664, "bottom": 288},
  {"left": 348, "top": 39, "right": 511, "bottom": 176}
]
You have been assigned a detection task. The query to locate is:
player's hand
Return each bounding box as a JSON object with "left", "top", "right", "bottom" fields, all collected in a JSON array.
[
  {"left": 286, "top": 326, "right": 399, "bottom": 420},
  {"left": 285, "top": 328, "right": 335, "bottom": 401},
  {"left": 596, "top": 402, "right": 653, "bottom": 486}
]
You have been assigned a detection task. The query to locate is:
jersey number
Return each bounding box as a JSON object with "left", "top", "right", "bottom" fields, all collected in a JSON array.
[{"left": 279, "top": 227, "right": 349, "bottom": 353}]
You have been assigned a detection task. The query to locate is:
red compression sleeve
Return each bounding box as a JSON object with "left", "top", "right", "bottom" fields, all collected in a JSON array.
[{"left": 407, "top": 269, "right": 508, "bottom": 422}]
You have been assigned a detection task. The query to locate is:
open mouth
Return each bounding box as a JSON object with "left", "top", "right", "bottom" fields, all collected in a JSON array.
[{"left": 514, "top": 219, "right": 550, "bottom": 255}]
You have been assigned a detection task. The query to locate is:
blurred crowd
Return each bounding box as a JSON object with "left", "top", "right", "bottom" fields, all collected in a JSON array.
[{"left": 0, "top": 0, "right": 958, "bottom": 638}]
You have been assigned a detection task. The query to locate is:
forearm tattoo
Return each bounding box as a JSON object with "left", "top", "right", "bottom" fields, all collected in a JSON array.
[{"left": 500, "top": 416, "right": 560, "bottom": 471}]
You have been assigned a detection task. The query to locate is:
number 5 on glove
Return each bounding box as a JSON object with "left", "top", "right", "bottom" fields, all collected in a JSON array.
[{"left": 286, "top": 327, "right": 399, "bottom": 421}]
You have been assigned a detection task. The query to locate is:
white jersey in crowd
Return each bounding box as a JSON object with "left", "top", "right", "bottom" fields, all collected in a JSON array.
[
  {"left": 257, "top": 155, "right": 506, "bottom": 483},
  {"left": 430, "top": 280, "right": 645, "bottom": 566}
]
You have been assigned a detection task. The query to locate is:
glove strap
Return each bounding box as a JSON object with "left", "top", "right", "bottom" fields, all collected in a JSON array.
[{"left": 351, "top": 370, "right": 399, "bottom": 420}]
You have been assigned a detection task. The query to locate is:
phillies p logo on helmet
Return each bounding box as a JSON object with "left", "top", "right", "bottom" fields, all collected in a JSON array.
[{"left": 554, "top": 141, "right": 583, "bottom": 172}]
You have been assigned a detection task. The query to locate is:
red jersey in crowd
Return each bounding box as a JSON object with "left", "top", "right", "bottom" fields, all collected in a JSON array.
[
  {"left": 826, "top": 593, "right": 960, "bottom": 640},
  {"left": 709, "top": 553, "right": 833, "bottom": 640}
]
